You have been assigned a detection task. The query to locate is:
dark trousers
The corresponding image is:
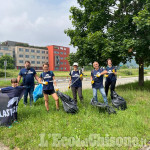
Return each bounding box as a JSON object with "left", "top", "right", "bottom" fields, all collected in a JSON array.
[
  {"left": 105, "top": 80, "right": 116, "bottom": 99},
  {"left": 24, "top": 85, "right": 34, "bottom": 105},
  {"left": 71, "top": 87, "right": 83, "bottom": 103}
]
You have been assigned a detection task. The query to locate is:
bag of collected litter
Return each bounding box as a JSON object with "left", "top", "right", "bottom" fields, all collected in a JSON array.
[
  {"left": 111, "top": 91, "right": 127, "bottom": 110},
  {"left": 90, "top": 98, "right": 116, "bottom": 114},
  {"left": 33, "top": 84, "right": 43, "bottom": 102},
  {"left": 57, "top": 91, "right": 78, "bottom": 114}
]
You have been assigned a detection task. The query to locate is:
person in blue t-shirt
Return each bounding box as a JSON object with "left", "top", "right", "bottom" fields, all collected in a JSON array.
[
  {"left": 38, "top": 62, "right": 59, "bottom": 112},
  {"left": 69, "top": 62, "right": 83, "bottom": 104},
  {"left": 91, "top": 61, "right": 108, "bottom": 104},
  {"left": 17, "top": 61, "right": 39, "bottom": 106},
  {"left": 105, "top": 58, "right": 117, "bottom": 99}
]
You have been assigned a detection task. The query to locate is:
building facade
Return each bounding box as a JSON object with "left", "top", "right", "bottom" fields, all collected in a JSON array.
[
  {"left": 47, "top": 45, "right": 70, "bottom": 71},
  {"left": 0, "top": 41, "right": 70, "bottom": 71}
]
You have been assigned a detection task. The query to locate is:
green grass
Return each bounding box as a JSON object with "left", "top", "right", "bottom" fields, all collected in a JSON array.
[{"left": 0, "top": 81, "right": 150, "bottom": 149}]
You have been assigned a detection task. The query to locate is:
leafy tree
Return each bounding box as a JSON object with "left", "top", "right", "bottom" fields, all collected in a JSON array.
[
  {"left": 0, "top": 55, "right": 15, "bottom": 69},
  {"left": 65, "top": 0, "right": 149, "bottom": 86}
]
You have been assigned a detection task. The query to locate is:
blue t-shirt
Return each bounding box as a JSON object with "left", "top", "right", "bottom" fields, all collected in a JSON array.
[
  {"left": 105, "top": 66, "right": 117, "bottom": 82},
  {"left": 91, "top": 68, "right": 104, "bottom": 89},
  {"left": 19, "top": 68, "right": 36, "bottom": 86},
  {"left": 40, "top": 71, "right": 54, "bottom": 90},
  {"left": 69, "top": 70, "right": 82, "bottom": 87}
]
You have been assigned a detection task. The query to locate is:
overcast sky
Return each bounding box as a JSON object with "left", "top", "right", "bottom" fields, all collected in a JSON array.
[{"left": 0, "top": 0, "right": 79, "bottom": 52}]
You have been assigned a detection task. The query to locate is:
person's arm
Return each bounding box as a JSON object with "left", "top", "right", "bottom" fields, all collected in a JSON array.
[
  {"left": 69, "top": 76, "right": 72, "bottom": 85},
  {"left": 53, "top": 76, "right": 57, "bottom": 87},
  {"left": 34, "top": 74, "right": 39, "bottom": 81},
  {"left": 17, "top": 75, "right": 22, "bottom": 83},
  {"left": 38, "top": 77, "right": 43, "bottom": 84},
  {"left": 100, "top": 70, "right": 108, "bottom": 75}
]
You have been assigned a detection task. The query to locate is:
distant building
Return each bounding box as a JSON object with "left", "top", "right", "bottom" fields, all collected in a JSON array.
[
  {"left": 0, "top": 41, "right": 70, "bottom": 71},
  {"left": 47, "top": 45, "right": 70, "bottom": 71}
]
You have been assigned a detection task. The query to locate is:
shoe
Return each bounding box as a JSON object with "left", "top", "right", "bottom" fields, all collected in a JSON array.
[
  {"left": 13, "top": 120, "right": 19, "bottom": 124},
  {"left": 56, "top": 108, "right": 59, "bottom": 111},
  {"left": 8, "top": 125, "right": 13, "bottom": 128}
]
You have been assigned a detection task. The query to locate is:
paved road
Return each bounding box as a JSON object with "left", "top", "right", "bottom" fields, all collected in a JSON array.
[{"left": 57, "top": 76, "right": 150, "bottom": 92}]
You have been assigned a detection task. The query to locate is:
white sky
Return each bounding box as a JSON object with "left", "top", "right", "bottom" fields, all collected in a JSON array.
[{"left": 0, "top": 0, "right": 79, "bottom": 52}]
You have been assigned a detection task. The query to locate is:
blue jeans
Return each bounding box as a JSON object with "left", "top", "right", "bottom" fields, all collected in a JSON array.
[
  {"left": 24, "top": 85, "right": 34, "bottom": 105},
  {"left": 92, "top": 87, "right": 108, "bottom": 104}
]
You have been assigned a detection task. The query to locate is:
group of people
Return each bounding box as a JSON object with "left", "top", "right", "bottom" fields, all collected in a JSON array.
[{"left": 1, "top": 59, "right": 117, "bottom": 114}]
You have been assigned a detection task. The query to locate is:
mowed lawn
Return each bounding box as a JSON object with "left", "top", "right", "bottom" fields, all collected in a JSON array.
[{"left": 0, "top": 81, "right": 150, "bottom": 150}]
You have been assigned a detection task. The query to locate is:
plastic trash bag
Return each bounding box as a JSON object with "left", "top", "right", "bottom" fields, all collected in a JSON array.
[
  {"left": 111, "top": 91, "right": 127, "bottom": 110},
  {"left": 57, "top": 91, "right": 78, "bottom": 114},
  {"left": 90, "top": 98, "right": 116, "bottom": 114},
  {"left": 33, "top": 84, "right": 43, "bottom": 102}
]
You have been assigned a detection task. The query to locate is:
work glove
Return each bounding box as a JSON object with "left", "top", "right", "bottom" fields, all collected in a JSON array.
[
  {"left": 91, "top": 80, "right": 94, "bottom": 84},
  {"left": 42, "top": 81, "right": 48, "bottom": 85},
  {"left": 80, "top": 74, "right": 83, "bottom": 78},
  {"left": 68, "top": 85, "right": 70, "bottom": 89},
  {"left": 55, "top": 86, "right": 59, "bottom": 91},
  {"left": 105, "top": 74, "right": 109, "bottom": 78},
  {"left": 96, "top": 73, "right": 101, "bottom": 77},
  {"left": 112, "top": 69, "right": 115, "bottom": 73}
]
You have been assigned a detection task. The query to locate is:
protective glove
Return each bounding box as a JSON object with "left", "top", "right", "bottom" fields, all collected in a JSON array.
[
  {"left": 105, "top": 74, "right": 109, "bottom": 78},
  {"left": 68, "top": 85, "right": 70, "bottom": 89},
  {"left": 55, "top": 86, "right": 59, "bottom": 91},
  {"left": 42, "top": 81, "right": 48, "bottom": 85},
  {"left": 112, "top": 69, "right": 115, "bottom": 73},
  {"left": 80, "top": 74, "right": 83, "bottom": 78},
  {"left": 96, "top": 73, "right": 101, "bottom": 77},
  {"left": 91, "top": 80, "right": 94, "bottom": 84}
]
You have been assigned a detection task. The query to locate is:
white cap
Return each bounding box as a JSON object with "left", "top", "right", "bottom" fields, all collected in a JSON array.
[{"left": 73, "top": 62, "right": 78, "bottom": 66}]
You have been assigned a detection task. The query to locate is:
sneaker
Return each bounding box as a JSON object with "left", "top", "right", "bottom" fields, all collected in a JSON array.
[
  {"left": 13, "top": 120, "right": 19, "bottom": 124},
  {"left": 8, "top": 125, "right": 13, "bottom": 129}
]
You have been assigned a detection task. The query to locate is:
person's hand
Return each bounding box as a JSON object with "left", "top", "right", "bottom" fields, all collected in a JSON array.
[
  {"left": 105, "top": 74, "right": 109, "bottom": 78},
  {"left": 91, "top": 80, "right": 94, "bottom": 84},
  {"left": 112, "top": 69, "right": 115, "bottom": 73},
  {"left": 96, "top": 73, "right": 101, "bottom": 77},
  {"left": 42, "top": 81, "right": 48, "bottom": 85},
  {"left": 80, "top": 74, "right": 83, "bottom": 78},
  {"left": 55, "top": 86, "right": 59, "bottom": 91}
]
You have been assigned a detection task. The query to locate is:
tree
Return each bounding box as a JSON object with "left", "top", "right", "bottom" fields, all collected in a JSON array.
[
  {"left": 65, "top": 0, "right": 149, "bottom": 86},
  {"left": 0, "top": 55, "right": 15, "bottom": 69}
]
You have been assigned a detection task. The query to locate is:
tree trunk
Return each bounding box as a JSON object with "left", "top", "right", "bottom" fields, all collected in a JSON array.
[{"left": 139, "top": 58, "right": 144, "bottom": 86}]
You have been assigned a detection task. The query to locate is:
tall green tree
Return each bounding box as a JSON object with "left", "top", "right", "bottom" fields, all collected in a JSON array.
[
  {"left": 0, "top": 55, "right": 15, "bottom": 69},
  {"left": 65, "top": 0, "right": 150, "bottom": 86}
]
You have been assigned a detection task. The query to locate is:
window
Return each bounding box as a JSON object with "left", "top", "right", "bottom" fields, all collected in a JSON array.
[
  {"left": 60, "top": 52, "right": 63, "bottom": 55},
  {"left": 0, "top": 53, "right": 3, "bottom": 56},
  {"left": 64, "top": 62, "right": 66, "bottom": 65},
  {"left": 19, "top": 60, "right": 23, "bottom": 63},
  {"left": 42, "top": 51, "right": 45, "bottom": 54},
  {"left": 64, "top": 67, "right": 67, "bottom": 70},
  {"left": 55, "top": 67, "right": 59, "bottom": 70},
  {"left": 31, "top": 61, "right": 35, "bottom": 64},
  {"left": 37, "top": 56, "right": 40, "bottom": 59},
  {"left": 60, "top": 67, "right": 63, "bottom": 70},
  {"left": 37, "top": 50, "right": 40, "bottom": 53},
  {"left": 60, "top": 57, "right": 63, "bottom": 60},
  {"left": 54, "top": 46, "right": 59, "bottom": 49},
  {"left": 19, "top": 48, "right": 23, "bottom": 52},
  {"left": 1, "top": 47, "right": 8, "bottom": 50},
  {"left": 25, "top": 55, "right": 29, "bottom": 58},
  {"left": 42, "top": 61, "right": 45, "bottom": 64},
  {"left": 37, "top": 61, "right": 40, "bottom": 64},
  {"left": 31, "top": 55, "right": 35, "bottom": 58},
  {"left": 60, "top": 47, "right": 63, "bottom": 50},
  {"left": 64, "top": 52, "right": 66, "bottom": 55},
  {"left": 54, "top": 51, "right": 59, "bottom": 54},
  {"left": 25, "top": 49, "right": 29, "bottom": 52},
  {"left": 64, "top": 48, "right": 66, "bottom": 50},
  {"left": 19, "top": 54, "right": 23, "bottom": 58},
  {"left": 60, "top": 62, "right": 63, "bottom": 65},
  {"left": 46, "top": 51, "right": 48, "bottom": 54},
  {"left": 31, "top": 49, "right": 35, "bottom": 52},
  {"left": 46, "top": 57, "right": 48, "bottom": 59},
  {"left": 42, "top": 56, "right": 45, "bottom": 59}
]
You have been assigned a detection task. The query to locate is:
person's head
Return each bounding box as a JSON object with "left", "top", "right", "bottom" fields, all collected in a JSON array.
[
  {"left": 73, "top": 62, "right": 78, "bottom": 70},
  {"left": 93, "top": 61, "right": 99, "bottom": 70},
  {"left": 11, "top": 78, "right": 18, "bottom": 88},
  {"left": 43, "top": 62, "right": 49, "bottom": 72},
  {"left": 107, "top": 58, "right": 112, "bottom": 66},
  {"left": 25, "top": 61, "right": 31, "bottom": 69}
]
